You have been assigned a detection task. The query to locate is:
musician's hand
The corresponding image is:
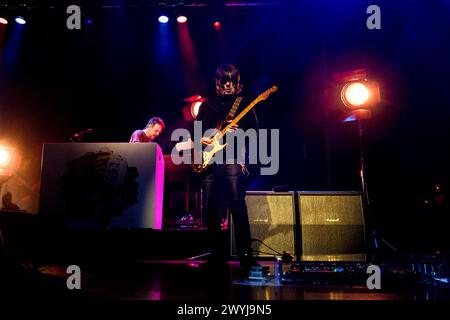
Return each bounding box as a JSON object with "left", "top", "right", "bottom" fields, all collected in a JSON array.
[
  {"left": 201, "top": 137, "right": 213, "bottom": 146},
  {"left": 226, "top": 122, "right": 239, "bottom": 133}
]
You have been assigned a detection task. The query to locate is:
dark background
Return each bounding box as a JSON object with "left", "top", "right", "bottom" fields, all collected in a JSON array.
[{"left": 1, "top": 0, "right": 449, "bottom": 251}]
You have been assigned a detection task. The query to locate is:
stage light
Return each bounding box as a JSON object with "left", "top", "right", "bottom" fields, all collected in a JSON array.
[
  {"left": 331, "top": 69, "right": 384, "bottom": 252},
  {"left": 182, "top": 95, "right": 206, "bottom": 121},
  {"left": 340, "top": 80, "right": 380, "bottom": 110},
  {"left": 0, "top": 18, "right": 8, "bottom": 25},
  {"left": 191, "top": 101, "right": 202, "bottom": 118},
  {"left": 213, "top": 21, "right": 221, "bottom": 29},
  {"left": 15, "top": 16, "right": 26, "bottom": 25},
  {"left": 177, "top": 16, "right": 187, "bottom": 24},
  {"left": 0, "top": 148, "right": 12, "bottom": 168},
  {"left": 158, "top": 15, "right": 169, "bottom": 24},
  {"left": 341, "top": 82, "right": 369, "bottom": 108},
  {"left": 333, "top": 69, "right": 380, "bottom": 113},
  {"left": 0, "top": 146, "right": 22, "bottom": 184}
]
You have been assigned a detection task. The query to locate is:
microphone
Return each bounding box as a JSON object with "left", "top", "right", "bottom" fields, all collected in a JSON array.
[
  {"left": 70, "top": 128, "right": 94, "bottom": 142},
  {"left": 73, "top": 128, "right": 94, "bottom": 139}
]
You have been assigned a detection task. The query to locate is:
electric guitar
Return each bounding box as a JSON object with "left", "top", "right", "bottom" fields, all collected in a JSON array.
[{"left": 192, "top": 85, "right": 278, "bottom": 173}]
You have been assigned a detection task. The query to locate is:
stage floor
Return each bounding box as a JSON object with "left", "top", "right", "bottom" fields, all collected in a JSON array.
[
  {"left": 2, "top": 258, "right": 450, "bottom": 301},
  {"left": 1, "top": 211, "right": 450, "bottom": 302}
]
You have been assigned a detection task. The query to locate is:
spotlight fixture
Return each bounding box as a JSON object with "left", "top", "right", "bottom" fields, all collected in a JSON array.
[
  {"left": 191, "top": 101, "right": 202, "bottom": 119},
  {"left": 332, "top": 69, "right": 382, "bottom": 252},
  {"left": 340, "top": 80, "right": 380, "bottom": 110},
  {"left": 158, "top": 15, "right": 169, "bottom": 24},
  {"left": 0, "top": 146, "right": 21, "bottom": 182},
  {"left": 0, "top": 148, "right": 12, "bottom": 168},
  {"left": 15, "top": 16, "right": 26, "bottom": 24},
  {"left": 332, "top": 69, "right": 380, "bottom": 121},
  {"left": 182, "top": 95, "right": 206, "bottom": 121},
  {"left": 213, "top": 21, "right": 221, "bottom": 29},
  {"left": 177, "top": 15, "right": 187, "bottom": 24},
  {"left": 0, "top": 17, "right": 8, "bottom": 25}
]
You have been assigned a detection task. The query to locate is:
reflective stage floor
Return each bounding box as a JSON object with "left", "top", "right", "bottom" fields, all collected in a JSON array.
[{"left": 1, "top": 212, "right": 450, "bottom": 305}]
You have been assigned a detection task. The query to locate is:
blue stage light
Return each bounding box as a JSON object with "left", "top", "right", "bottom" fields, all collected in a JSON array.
[
  {"left": 15, "top": 16, "right": 26, "bottom": 25},
  {"left": 158, "top": 15, "right": 169, "bottom": 24}
]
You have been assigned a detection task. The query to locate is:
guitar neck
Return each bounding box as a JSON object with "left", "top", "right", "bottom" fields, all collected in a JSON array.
[{"left": 218, "top": 99, "right": 259, "bottom": 137}]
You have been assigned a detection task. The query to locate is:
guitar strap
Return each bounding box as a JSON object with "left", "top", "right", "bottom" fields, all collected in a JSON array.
[{"left": 217, "top": 97, "right": 243, "bottom": 129}]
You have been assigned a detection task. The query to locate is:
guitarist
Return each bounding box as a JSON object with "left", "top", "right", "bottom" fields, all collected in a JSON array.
[{"left": 195, "top": 64, "right": 258, "bottom": 270}]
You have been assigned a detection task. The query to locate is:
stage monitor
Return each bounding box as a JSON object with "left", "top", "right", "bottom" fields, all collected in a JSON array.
[{"left": 39, "top": 143, "right": 164, "bottom": 229}]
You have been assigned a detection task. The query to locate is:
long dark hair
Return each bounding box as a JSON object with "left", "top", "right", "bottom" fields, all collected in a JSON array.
[{"left": 214, "top": 64, "right": 243, "bottom": 96}]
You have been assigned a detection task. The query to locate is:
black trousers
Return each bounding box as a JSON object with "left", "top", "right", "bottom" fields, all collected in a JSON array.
[{"left": 201, "top": 164, "right": 252, "bottom": 258}]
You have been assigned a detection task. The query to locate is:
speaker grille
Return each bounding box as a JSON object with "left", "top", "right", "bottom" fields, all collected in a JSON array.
[
  {"left": 231, "top": 192, "right": 296, "bottom": 258},
  {"left": 298, "top": 192, "right": 366, "bottom": 261}
]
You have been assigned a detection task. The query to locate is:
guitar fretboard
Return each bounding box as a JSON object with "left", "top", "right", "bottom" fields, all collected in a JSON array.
[{"left": 216, "top": 86, "right": 277, "bottom": 139}]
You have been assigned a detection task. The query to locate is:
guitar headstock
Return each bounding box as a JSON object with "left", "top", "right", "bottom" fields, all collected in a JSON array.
[{"left": 256, "top": 85, "right": 278, "bottom": 102}]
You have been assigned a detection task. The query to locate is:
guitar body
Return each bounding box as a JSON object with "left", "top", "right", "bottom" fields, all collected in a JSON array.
[
  {"left": 192, "top": 86, "right": 278, "bottom": 173},
  {"left": 192, "top": 133, "right": 228, "bottom": 173}
]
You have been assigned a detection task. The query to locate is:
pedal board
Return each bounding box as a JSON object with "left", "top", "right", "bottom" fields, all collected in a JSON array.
[{"left": 282, "top": 261, "right": 368, "bottom": 285}]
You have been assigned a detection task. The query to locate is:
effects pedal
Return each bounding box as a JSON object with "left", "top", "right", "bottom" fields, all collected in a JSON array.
[{"left": 248, "top": 265, "right": 270, "bottom": 280}]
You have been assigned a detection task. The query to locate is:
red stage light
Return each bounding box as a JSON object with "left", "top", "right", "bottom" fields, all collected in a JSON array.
[
  {"left": 213, "top": 21, "right": 221, "bottom": 29},
  {"left": 0, "top": 18, "right": 8, "bottom": 25},
  {"left": 191, "top": 101, "right": 202, "bottom": 119},
  {"left": 177, "top": 16, "right": 187, "bottom": 24},
  {"left": 182, "top": 95, "right": 206, "bottom": 121}
]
